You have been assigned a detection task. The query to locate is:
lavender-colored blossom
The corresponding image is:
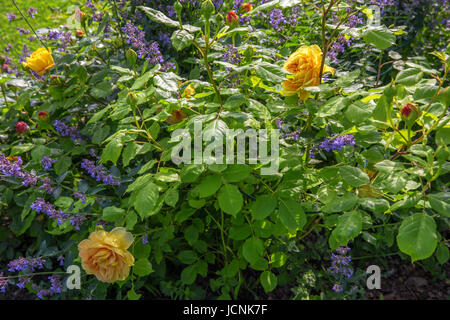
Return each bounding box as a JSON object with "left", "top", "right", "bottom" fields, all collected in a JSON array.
[
  {"left": 16, "top": 28, "right": 30, "bottom": 35},
  {"left": 0, "top": 273, "right": 8, "bottom": 293},
  {"left": 57, "top": 256, "right": 65, "bottom": 267},
  {"left": 80, "top": 159, "right": 120, "bottom": 186},
  {"left": 37, "top": 289, "right": 53, "bottom": 299},
  {"left": 8, "top": 257, "right": 46, "bottom": 273},
  {"left": 269, "top": 9, "right": 286, "bottom": 32},
  {"left": 7, "top": 13, "right": 16, "bottom": 21},
  {"left": 30, "top": 198, "right": 71, "bottom": 225},
  {"left": 142, "top": 233, "right": 148, "bottom": 245},
  {"left": 27, "top": 8, "right": 38, "bottom": 18},
  {"left": 70, "top": 215, "right": 87, "bottom": 230},
  {"left": 53, "top": 120, "right": 83, "bottom": 141},
  {"left": 39, "top": 177, "right": 55, "bottom": 194},
  {"left": 73, "top": 192, "right": 87, "bottom": 203},
  {"left": 48, "top": 275, "right": 62, "bottom": 293},
  {"left": 17, "top": 277, "right": 30, "bottom": 289},
  {"left": 41, "top": 156, "right": 55, "bottom": 170},
  {"left": 320, "top": 134, "right": 355, "bottom": 152}
]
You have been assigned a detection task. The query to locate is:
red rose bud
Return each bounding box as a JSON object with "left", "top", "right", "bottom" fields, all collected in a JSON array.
[
  {"left": 76, "top": 29, "right": 85, "bottom": 37},
  {"left": 241, "top": 3, "right": 253, "bottom": 13},
  {"left": 401, "top": 103, "right": 419, "bottom": 122},
  {"left": 16, "top": 121, "right": 29, "bottom": 133},
  {"left": 226, "top": 11, "right": 239, "bottom": 26},
  {"left": 38, "top": 111, "right": 49, "bottom": 121}
]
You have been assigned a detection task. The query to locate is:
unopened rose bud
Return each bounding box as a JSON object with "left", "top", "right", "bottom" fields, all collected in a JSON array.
[
  {"left": 126, "top": 48, "right": 137, "bottom": 66},
  {"left": 38, "top": 110, "right": 49, "bottom": 121},
  {"left": 16, "top": 121, "right": 29, "bottom": 133},
  {"left": 76, "top": 29, "right": 84, "bottom": 37},
  {"left": 401, "top": 103, "right": 420, "bottom": 123},
  {"left": 201, "top": 0, "right": 215, "bottom": 19},
  {"left": 127, "top": 92, "right": 137, "bottom": 105},
  {"left": 174, "top": 1, "right": 183, "bottom": 17},
  {"left": 226, "top": 11, "right": 239, "bottom": 26}
]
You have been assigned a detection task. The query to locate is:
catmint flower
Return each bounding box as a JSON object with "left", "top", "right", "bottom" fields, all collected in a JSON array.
[
  {"left": 17, "top": 277, "right": 30, "bottom": 289},
  {"left": 48, "top": 275, "right": 62, "bottom": 293},
  {"left": 57, "top": 256, "right": 65, "bottom": 267},
  {"left": 0, "top": 273, "right": 8, "bottom": 293},
  {"left": 39, "top": 177, "right": 55, "bottom": 194},
  {"left": 81, "top": 159, "right": 120, "bottom": 186},
  {"left": 73, "top": 192, "right": 86, "bottom": 203},
  {"left": 53, "top": 120, "right": 83, "bottom": 141},
  {"left": 27, "top": 8, "right": 38, "bottom": 18},
  {"left": 41, "top": 156, "right": 55, "bottom": 170},
  {"left": 7, "top": 13, "right": 16, "bottom": 21},
  {"left": 320, "top": 134, "right": 355, "bottom": 152},
  {"left": 16, "top": 28, "right": 31, "bottom": 35},
  {"left": 142, "top": 233, "right": 148, "bottom": 245},
  {"left": 269, "top": 9, "right": 286, "bottom": 32},
  {"left": 8, "top": 257, "right": 46, "bottom": 272}
]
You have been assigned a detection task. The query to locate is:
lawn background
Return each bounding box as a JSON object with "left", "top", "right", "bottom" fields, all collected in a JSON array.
[{"left": 1, "top": 0, "right": 75, "bottom": 61}]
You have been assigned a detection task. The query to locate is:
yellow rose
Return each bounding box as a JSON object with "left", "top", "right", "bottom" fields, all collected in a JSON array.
[
  {"left": 181, "top": 84, "right": 195, "bottom": 99},
  {"left": 21, "top": 48, "right": 55, "bottom": 76},
  {"left": 282, "top": 45, "right": 335, "bottom": 101},
  {"left": 78, "top": 227, "right": 135, "bottom": 283}
]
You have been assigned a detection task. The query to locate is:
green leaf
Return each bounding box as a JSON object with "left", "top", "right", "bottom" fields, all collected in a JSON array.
[
  {"left": 396, "top": 213, "right": 438, "bottom": 262},
  {"left": 322, "top": 192, "right": 358, "bottom": 213},
  {"left": 122, "top": 142, "right": 141, "bottom": 167},
  {"left": 363, "top": 27, "right": 396, "bottom": 50},
  {"left": 270, "top": 252, "right": 287, "bottom": 268},
  {"left": 180, "top": 265, "right": 197, "bottom": 285},
  {"left": 222, "top": 164, "right": 252, "bottom": 182},
  {"left": 126, "top": 211, "right": 138, "bottom": 231},
  {"left": 10, "top": 144, "right": 34, "bottom": 156},
  {"left": 435, "top": 243, "right": 449, "bottom": 265},
  {"left": 102, "top": 206, "right": 125, "bottom": 222},
  {"left": 134, "top": 183, "right": 159, "bottom": 219},
  {"left": 127, "top": 288, "right": 142, "bottom": 300},
  {"left": 177, "top": 250, "right": 198, "bottom": 264},
  {"left": 331, "top": 211, "right": 362, "bottom": 245},
  {"left": 134, "top": 241, "right": 151, "bottom": 259},
  {"left": 138, "top": 6, "right": 200, "bottom": 32},
  {"left": 198, "top": 174, "right": 222, "bottom": 198},
  {"left": 374, "top": 160, "right": 404, "bottom": 173},
  {"left": 217, "top": 184, "right": 243, "bottom": 217},
  {"left": 339, "top": 165, "right": 370, "bottom": 187},
  {"left": 251, "top": 195, "right": 277, "bottom": 220},
  {"left": 101, "top": 133, "right": 125, "bottom": 165},
  {"left": 133, "top": 258, "right": 153, "bottom": 276},
  {"left": 395, "top": 68, "right": 423, "bottom": 86},
  {"left": 181, "top": 164, "right": 205, "bottom": 182},
  {"left": 184, "top": 225, "right": 199, "bottom": 245},
  {"left": 229, "top": 224, "right": 251, "bottom": 240},
  {"left": 171, "top": 30, "right": 194, "bottom": 51},
  {"left": 242, "top": 237, "right": 264, "bottom": 264},
  {"left": 317, "top": 96, "right": 350, "bottom": 117},
  {"left": 54, "top": 156, "right": 72, "bottom": 175},
  {"left": 428, "top": 193, "right": 450, "bottom": 218},
  {"left": 278, "top": 199, "right": 305, "bottom": 231},
  {"left": 255, "top": 61, "right": 287, "bottom": 83},
  {"left": 260, "top": 271, "right": 277, "bottom": 293},
  {"left": 359, "top": 198, "right": 390, "bottom": 213}
]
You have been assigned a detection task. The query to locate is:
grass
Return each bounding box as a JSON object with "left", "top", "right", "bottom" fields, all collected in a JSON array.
[{"left": 0, "top": 0, "right": 75, "bottom": 61}]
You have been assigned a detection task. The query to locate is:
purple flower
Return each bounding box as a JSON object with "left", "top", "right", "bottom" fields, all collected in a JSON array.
[
  {"left": 81, "top": 159, "right": 120, "bottom": 186},
  {"left": 39, "top": 177, "right": 55, "bottom": 194},
  {"left": 70, "top": 215, "right": 87, "bottom": 230},
  {"left": 53, "top": 120, "right": 83, "bottom": 141},
  {"left": 7, "top": 13, "right": 16, "bottom": 21},
  {"left": 269, "top": 9, "right": 286, "bottom": 32},
  {"left": 332, "top": 284, "right": 343, "bottom": 292},
  {"left": 41, "top": 156, "right": 55, "bottom": 170},
  {"left": 320, "top": 134, "right": 355, "bottom": 152},
  {"left": 0, "top": 273, "right": 8, "bottom": 293},
  {"left": 27, "top": 8, "right": 38, "bottom": 18},
  {"left": 73, "top": 192, "right": 86, "bottom": 203},
  {"left": 57, "top": 256, "right": 65, "bottom": 267},
  {"left": 8, "top": 257, "right": 46, "bottom": 273},
  {"left": 17, "top": 277, "right": 30, "bottom": 289},
  {"left": 16, "top": 28, "right": 30, "bottom": 35},
  {"left": 142, "top": 233, "right": 148, "bottom": 245},
  {"left": 37, "top": 289, "right": 52, "bottom": 300},
  {"left": 30, "top": 198, "right": 71, "bottom": 225},
  {"left": 48, "top": 275, "right": 62, "bottom": 293}
]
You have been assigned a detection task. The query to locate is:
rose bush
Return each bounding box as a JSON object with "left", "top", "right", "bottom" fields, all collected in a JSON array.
[{"left": 0, "top": 0, "right": 448, "bottom": 300}]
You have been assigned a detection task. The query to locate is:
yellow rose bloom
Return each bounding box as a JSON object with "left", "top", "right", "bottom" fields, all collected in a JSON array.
[
  {"left": 282, "top": 45, "right": 335, "bottom": 101},
  {"left": 78, "top": 227, "right": 135, "bottom": 283},
  {"left": 181, "top": 84, "right": 195, "bottom": 99},
  {"left": 21, "top": 48, "right": 55, "bottom": 76}
]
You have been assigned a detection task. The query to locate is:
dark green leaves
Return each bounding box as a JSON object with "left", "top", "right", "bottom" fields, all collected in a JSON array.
[
  {"left": 251, "top": 195, "right": 277, "bottom": 220},
  {"left": 331, "top": 211, "right": 362, "bottom": 246},
  {"left": 397, "top": 213, "right": 438, "bottom": 262},
  {"left": 395, "top": 68, "right": 423, "bottom": 86},
  {"left": 218, "top": 184, "right": 243, "bottom": 216},
  {"left": 134, "top": 183, "right": 159, "bottom": 219},
  {"left": 339, "top": 166, "right": 370, "bottom": 187}
]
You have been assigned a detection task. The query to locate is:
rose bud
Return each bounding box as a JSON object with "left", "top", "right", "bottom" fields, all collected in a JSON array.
[
  {"left": 241, "top": 3, "right": 253, "bottom": 13},
  {"left": 401, "top": 103, "right": 420, "bottom": 123},
  {"left": 76, "top": 29, "right": 84, "bottom": 37},
  {"left": 16, "top": 121, "right": 29, "bottom": 133},
  {"left": 38, "top": 110, "right": 49, "bottom": 121},
  {"left": 226, "top": 11, "right": 239, "bottom": 26}
]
